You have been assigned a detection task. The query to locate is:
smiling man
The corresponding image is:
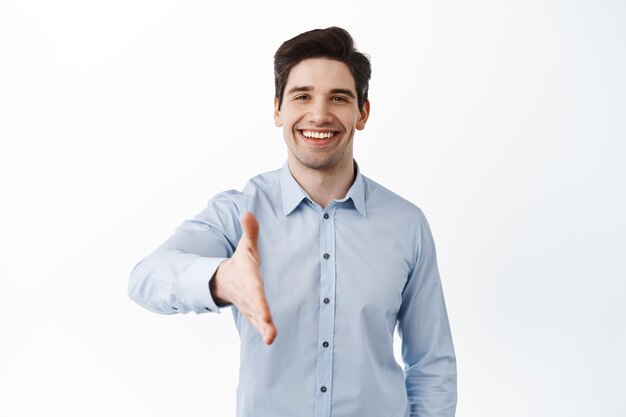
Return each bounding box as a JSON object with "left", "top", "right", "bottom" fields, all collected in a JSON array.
[{"left": 128, "top": 27, "right": 457, "bottom": 417}]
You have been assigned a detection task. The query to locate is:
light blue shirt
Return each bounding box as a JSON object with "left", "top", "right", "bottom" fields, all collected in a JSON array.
[{"left": 128, "top": 161, "right": 457, "bottom": 417}]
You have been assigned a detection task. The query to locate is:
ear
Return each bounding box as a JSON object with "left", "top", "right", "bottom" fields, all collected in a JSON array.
[
  {"left": 274, "top": 97, "right": 283, "bottom": 127},
  {"left": 356, "top": 100, "right": 370, "bottom": 130}
]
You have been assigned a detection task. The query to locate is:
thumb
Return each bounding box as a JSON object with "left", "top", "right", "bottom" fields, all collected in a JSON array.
[{"left": 240, "top": 211, "right": 259, "bottom": 247}]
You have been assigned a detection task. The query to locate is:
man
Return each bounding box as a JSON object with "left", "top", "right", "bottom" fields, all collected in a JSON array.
[{"left": 129, "top": 26, "right": 457, "bottom": 417}]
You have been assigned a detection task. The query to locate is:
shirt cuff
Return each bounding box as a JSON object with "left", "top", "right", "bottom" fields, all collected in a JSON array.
[{"left": 178, "top": 256, "right": 228, "bottom": 314}]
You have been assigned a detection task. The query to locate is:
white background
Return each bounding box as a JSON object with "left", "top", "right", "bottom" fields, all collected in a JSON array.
[{"left": 1, "top": 1, "right": 625, "bottom": 416}]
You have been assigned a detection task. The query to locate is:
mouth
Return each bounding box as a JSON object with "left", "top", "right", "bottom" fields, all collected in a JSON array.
[{"left": 296, "top": 129, "right": 340, "bottom": 147}]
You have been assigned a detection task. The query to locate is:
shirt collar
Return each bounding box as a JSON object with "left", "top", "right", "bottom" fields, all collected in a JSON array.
[{"left": 280, "top": 160, "right": 367, "bottom": 217}]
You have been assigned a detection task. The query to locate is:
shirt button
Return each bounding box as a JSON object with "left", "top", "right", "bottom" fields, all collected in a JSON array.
[
  {"left": 323, "top": 253, "right": 330, "bottom": 260},
  {"left": 320, "top": 386, "right": 327, "bottom": 393},
  {"left": 322, "top": 341, "right": 329, "bottom": 348},
  {"left": 323, "top": 297, "right": 330, "bottom": 304},
  {"left": 323, "top": 213, "right": 329, "bottom": 219}
]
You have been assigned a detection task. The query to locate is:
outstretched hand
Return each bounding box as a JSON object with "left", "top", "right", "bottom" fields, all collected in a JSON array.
[{"left": 211, "top": 212, "right": 277, "bottom": 345}]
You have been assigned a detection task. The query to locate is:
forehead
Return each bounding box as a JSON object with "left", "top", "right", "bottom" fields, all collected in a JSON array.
[{"left": 285, "top": 58, "right": 356, "bottom": 93}]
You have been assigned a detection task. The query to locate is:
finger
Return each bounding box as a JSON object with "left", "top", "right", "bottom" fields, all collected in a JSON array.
[
  {"left": 263, "top": 322, "right": 277, "bottom": 345},
  {"left": 246, "top": 310, "right": 275, "bottom": 345},
  {"left": 251, "top": 286, "right": 276, "bottom": 345},
  {"left": 249, "top": 316, "right": 276, "bottom": 345},
  {"left": 252, "top": 287, "right": 273, "bottom": 325},
  {"left": 240, "top": 212, "right": 259, "bottom": 247},
  {"left": 239, "top": 295, "right": 267, "bottom": 336},
  {"left": 243, "top": 306, "right": 264, "bottom": 335}
]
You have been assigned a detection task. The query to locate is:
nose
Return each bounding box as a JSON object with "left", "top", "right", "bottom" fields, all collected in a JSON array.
[{"left": 306, "top": 100, "right": 334, "bottom": 125}]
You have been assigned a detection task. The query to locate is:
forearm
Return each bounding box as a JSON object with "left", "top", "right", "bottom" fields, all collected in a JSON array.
[
  {"left": 405, "top": 345, "right": 457, "bottom": 417},
  {"left": 128, "top": 193, "right": 243, "bottom": 314},
  {"left": 402, "top": 271, "right": 457, "bottom": 417},
  {"left": 128, "top": 248, "right": 226, "bottom": 314}
]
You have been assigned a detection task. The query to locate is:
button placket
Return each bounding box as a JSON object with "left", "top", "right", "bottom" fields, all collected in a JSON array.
[{"left": 314, "top": 207, "right": 336, "bottom": 417}]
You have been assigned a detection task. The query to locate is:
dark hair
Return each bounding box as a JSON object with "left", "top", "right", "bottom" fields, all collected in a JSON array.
[{"left": 274, "top": 26, "right": 371, "bottom": 111}]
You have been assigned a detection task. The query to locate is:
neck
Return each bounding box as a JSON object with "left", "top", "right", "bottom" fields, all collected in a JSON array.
[{"left": 288, "top": 156, "right": 356, "bottom": 209}]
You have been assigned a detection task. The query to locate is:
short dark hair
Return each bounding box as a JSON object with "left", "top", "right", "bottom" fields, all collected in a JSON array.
[{"left": 274, "top": 26, "right": 371, "bottom": 111}]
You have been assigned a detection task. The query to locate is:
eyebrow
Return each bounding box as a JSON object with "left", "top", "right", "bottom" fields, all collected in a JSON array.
[{"left": 286, "top": 86, "right": 356, "bottom": 99}]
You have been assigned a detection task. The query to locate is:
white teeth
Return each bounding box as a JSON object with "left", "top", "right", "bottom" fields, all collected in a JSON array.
[{"left": 302, "top": 131, "right": 335, "bottom": 139}]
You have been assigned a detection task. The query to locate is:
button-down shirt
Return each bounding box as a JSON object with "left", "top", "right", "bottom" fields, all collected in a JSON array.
[{"left": 128, "top": 161, "right": 457, "bottom": 417}]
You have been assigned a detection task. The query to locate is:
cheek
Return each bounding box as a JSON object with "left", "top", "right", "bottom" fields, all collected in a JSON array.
[
  {"left": 283, "top": 114, "right": 301, "bottom": 131},
  {"left": 282, "top": 120, "right": 296, "bottom": 140},
  {"left": 339, "top": 110, "right": 361, "bottom": 126}
]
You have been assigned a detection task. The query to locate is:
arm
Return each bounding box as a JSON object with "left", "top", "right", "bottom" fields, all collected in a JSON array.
[
  {"left": 397, "top": 211, "right": 457, "bottom": 417},
  {"left": 127, "top": 193, "right": 278, "bottom": 344},
  {"left": 127, "top": 192, "right": 241, "bottom": 315}
]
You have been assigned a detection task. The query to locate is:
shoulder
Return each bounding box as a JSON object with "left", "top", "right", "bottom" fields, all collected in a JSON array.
[
  {"left": 243, "top": 167, "right": 282, "bottom": 194},
  {"left": 203, "top": 167, "right": 282, "bottom": 214},
  {"left": 361, "top": 174, "right": 426, "bottom": 224},
  {"left": 360, "top": 174, "right": 433, "bottom": 267},
  {"left": 191, "top": 168, "right": 280, "bottom": 237}
]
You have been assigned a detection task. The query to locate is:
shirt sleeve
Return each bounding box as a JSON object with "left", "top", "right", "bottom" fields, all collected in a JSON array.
[
  {"left": 397, "top": 210, "right": 457, "bottom": 417},
  {"left": 127, "top": 191, "right": 244, "bottom": 315}
]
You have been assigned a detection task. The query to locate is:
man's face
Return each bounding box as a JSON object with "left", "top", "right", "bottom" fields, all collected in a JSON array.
[{"left": 274, "top": 58, "right": 370, "bottom": 172}]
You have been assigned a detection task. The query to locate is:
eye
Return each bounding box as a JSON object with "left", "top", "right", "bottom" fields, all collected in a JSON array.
[
  {"left": 331, "top": 96, "right": 349, "bottom": 102},
  {"left": 294, "top": 95, "right": 309, "bottom": 101}
]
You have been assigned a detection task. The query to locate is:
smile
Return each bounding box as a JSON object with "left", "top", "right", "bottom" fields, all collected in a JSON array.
[{"left": 299, "top": 130, "right": 337, "bottom": 139}]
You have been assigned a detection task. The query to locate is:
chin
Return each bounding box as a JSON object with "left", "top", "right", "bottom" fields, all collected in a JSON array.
[{"left": 296, "top": 154, "right": 344, "bottom": 171}]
